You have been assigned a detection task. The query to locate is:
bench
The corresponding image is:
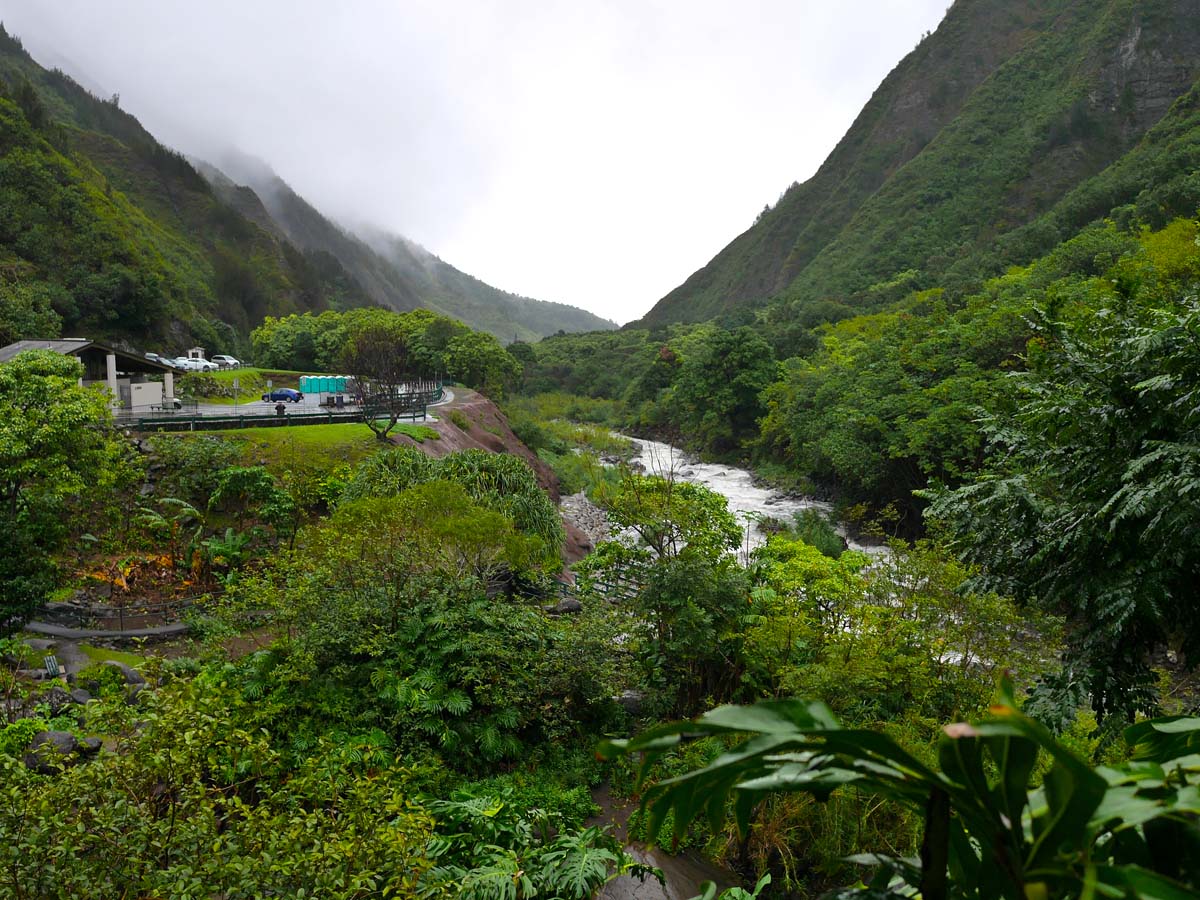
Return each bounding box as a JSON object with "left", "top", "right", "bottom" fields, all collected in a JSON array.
[{"left": 44, "top": 655, "right": 63, "bottom": 679}]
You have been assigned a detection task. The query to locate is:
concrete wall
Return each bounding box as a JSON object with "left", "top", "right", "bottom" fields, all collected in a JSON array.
[{"left": 127, "top": 381, "right": 163, "bottom": 409}]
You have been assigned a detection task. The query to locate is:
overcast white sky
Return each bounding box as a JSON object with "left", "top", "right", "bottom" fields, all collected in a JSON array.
[{"left": 2, "top": 1, "right": 949, "bottom": 324}]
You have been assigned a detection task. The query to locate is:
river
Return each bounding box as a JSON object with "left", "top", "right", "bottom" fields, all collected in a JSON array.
[
  {"left": 621, "top": 434, "right": 883, "bottom": 556},
  {"left": 590, "top": 436, "right": 882, "bottom": 898}
]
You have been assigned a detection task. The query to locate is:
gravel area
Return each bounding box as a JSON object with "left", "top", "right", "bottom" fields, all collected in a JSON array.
[{"left": 560, "top": 491, "right": 610, "bottom": 545}]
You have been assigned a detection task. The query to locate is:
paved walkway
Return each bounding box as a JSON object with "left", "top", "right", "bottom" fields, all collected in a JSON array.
[{"left": 25, "top": 621, "right": 189, "bottom": 640}]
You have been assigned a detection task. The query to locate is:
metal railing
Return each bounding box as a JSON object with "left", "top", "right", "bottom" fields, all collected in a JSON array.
[
  {"left": 113, "top": 399, "right": 200, "bottom": 423},
  {"left": 117, "top": 385, "right": 446, "bottom": 432}
]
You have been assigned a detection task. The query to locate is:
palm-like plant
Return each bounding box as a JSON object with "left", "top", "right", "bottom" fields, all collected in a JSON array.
[{"left": 600, "top": 680, "right": 1200, "bottom": 899}]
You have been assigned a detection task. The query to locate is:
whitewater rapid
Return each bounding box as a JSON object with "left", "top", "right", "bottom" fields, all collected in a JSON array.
[{"left": 620, "top": 434, "right": 883, "bottom": 556}]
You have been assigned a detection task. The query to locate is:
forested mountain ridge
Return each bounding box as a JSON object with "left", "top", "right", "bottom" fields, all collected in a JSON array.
[
  {"left": 638, "top": 0, "right": 1200, "bottom": 328},
  {"left": 0, "top": 26, "right": 612, "bottom": 352},
  {"left": 203, "top": 152, "right": 617, "bottom": 342},
  {"left": 0, "top": 25, "right": 369, "bottom": 351}
]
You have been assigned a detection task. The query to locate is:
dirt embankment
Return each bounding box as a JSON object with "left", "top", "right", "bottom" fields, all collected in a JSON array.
[{"left": 390, "top": 389, "right": 594, "bottom": 563}]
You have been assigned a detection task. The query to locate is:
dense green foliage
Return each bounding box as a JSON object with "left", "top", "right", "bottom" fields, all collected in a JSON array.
[
  {"left": 251, "top": 306, "right": 522, "bottom": 396},
  {"left": 344, "top": 447, "right": 564, "bottom": 561},
  {"left": 604, "top": 686, "right": 1200, "bottom": 899},
  {"left": 0, "top": 664, "right": 642, "bottom": 900},
  {"left": 0, "top": 351, "right": 134, "bottom": 630},
  {"left": 522, "top": 219, "right": 1199, "bottom": 525},
  {"left": 927, "top": 225, "right": 1200, "bottom": 718}
]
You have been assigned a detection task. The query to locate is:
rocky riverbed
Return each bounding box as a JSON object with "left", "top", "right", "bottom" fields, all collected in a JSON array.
[
  {"left": 560, "top": 490, "right": 611, "bottom": 546},
  {"left": 620, "top": 434, "right": 884, "bottom": 555}
]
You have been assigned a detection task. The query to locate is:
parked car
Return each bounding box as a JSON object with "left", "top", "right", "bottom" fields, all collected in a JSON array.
[
  {"left": 211, "top": 354, "right": 241, "bottom": 369},
  {"left": 174, "top": 357, "right": 218, "bottom": 372},
  {"left": 262, "top": 388, "right": 303, "bottom": 402}
]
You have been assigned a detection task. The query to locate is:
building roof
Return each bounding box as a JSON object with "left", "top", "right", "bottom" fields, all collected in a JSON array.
[
  {"left": 0, "top": 338, "right": 178, "bottom": 372},
  {"left": 0, "top": 339, "right": 93, "bottom": 363}
]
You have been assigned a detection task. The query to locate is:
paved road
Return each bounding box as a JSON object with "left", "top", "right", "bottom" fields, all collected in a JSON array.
[{"left": 193, "top": 396, "right": 346, "bottom": 417}]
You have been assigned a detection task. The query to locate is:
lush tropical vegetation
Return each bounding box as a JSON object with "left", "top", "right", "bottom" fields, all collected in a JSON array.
[
  {"left": 4, "top": 0, "right": 1200, "bottom": 896},
  {"left": 251, "top": 306, "right": 522, "bottom": 398}
]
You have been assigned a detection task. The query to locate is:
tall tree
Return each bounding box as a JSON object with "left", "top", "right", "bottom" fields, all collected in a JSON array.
[
  {"left": 341, "top": 323, "right": 428, "bottom": 440},
  {"left": 0, "top": 351, "right": 131, "bottom": 631},
  {"left": 671, "top": 327, "right": 777, "bottom": 456},
  {"left": 444, "top": 331, "right": 522, "bottom": 398},
  {"left": 926, "top": 294, "right": 1200, "bottom": 719}
]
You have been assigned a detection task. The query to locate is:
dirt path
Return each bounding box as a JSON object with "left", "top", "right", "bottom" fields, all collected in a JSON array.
[{"left": 589, "top": 784, "right": 740, "bottom": 900}]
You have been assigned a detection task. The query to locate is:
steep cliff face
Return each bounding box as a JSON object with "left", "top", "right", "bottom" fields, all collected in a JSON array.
[{"left": 639, "top": 0, "right": 1200, "bottom": 328}]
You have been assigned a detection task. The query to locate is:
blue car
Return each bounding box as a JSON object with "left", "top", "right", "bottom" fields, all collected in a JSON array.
[{"left": 262, "top": 388, "right": 303, "bottom": 402}]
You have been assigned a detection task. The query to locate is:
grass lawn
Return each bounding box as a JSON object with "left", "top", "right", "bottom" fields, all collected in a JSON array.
[
  {"left": 206, "top": 368, "right": 315, "bottom": 402},
  {"left": 389, "top": 423, "right": 440, "bottom": 443},
  {"left": 158, "top": 419, "right": 439, "bottom": 477},
  {"left": 79, "top": 644, "right": 147, "bottom": 668},
  {"left": 223, "top": 422, "right": 390, "bottom": 472}
]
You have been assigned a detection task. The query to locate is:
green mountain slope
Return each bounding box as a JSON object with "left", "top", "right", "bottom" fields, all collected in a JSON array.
[
  {"left": 0, "top": 25, "right": 613, "bottom": 351},
  {"left": 204, "top": 152, "right": 616, "bottom": 342},
  {"left": 358, "top": 226, "right": 618, "bottom": 341},
  {"left": 639, "top": 0, "right": 1200, "bottom": 328},
  {"left": 0, "top": 25, "right": 368, "bottom": 352}
]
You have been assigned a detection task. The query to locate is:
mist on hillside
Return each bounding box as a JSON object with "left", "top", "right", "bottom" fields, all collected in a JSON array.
[{"left": 0, "top": 1, "right": 949, "bottom": 322}]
